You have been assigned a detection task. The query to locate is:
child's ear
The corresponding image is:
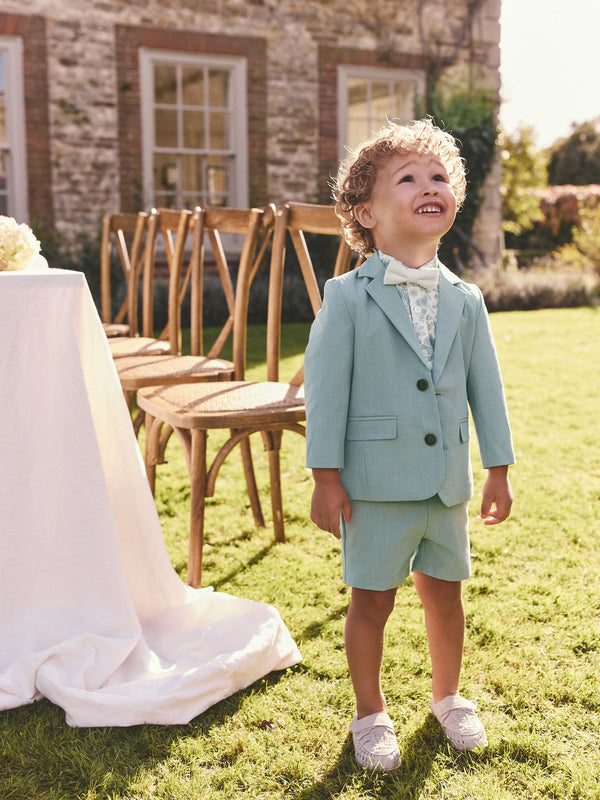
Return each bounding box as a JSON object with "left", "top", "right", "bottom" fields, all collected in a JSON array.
[{"left": 355, "top": 204, "right": 375, "bottom": 229}]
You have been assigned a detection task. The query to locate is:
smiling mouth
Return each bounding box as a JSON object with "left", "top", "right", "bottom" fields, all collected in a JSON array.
[{"left": 416, "top": 204, "right": 443, "bottom": 214}]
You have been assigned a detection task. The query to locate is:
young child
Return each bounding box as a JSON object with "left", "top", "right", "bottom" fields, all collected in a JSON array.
[{"left": 304, "top": 118, "right": 515, "bottom": 771}]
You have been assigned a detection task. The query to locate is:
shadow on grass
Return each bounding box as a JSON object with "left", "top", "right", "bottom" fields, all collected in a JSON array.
[
  {"left": 289, "top": 716, "right": 442, "bottom": 800},
  {"left": 0, "top": 668, "right": 292, "bottom": 799},
  {"left": 206, "top": 541, "right": 278, "bottom": 591}
]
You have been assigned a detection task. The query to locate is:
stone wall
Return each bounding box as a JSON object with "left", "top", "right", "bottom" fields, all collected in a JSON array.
[{"left": 0, "top": 0, "right": 503, "bottom": 263}]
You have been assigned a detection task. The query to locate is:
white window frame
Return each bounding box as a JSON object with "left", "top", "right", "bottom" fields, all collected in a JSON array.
[
  {"left": 0, "top": 36, "right": 28, "bottom": 221},
  {"left": 139, "top": 48, "right": 248, "bottom": 210},
  {"left": 337, "top": 65, "right": 425, "bottom": 158}
]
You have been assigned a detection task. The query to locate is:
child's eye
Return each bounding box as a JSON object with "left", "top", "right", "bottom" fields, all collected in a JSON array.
[
  {"left": 398, "top": 175, "right": 413, "bottom": 183},
  {"left": 433, "top": 174, "right": 448, "bottom": 182}
]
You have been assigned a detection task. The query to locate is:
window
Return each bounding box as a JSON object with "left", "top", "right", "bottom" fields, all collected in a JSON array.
[
  {"left": 338, "top": 66, "right": 424, "bottom": 155},
  {"left": 140, "top": 50, "right": 248, "bottom": 209},
  {"left": 0, "top": 37, "right": 27, "bottom": 220}
]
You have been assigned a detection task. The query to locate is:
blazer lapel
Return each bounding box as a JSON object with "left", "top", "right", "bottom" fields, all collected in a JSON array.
[
  {"left": 432, "top": 265, "right": 466, "bottom": 383},
  {"left": 362, "top": 254, "right": 429, "bottom": 367}
]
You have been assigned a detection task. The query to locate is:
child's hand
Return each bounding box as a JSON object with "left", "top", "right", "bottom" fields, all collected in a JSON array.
[
  {"left": 310, "top": 468, "right": 352, "bottom": 539},
  {"left": 480, "top": 465, "right": 513, "bottom": 525}
]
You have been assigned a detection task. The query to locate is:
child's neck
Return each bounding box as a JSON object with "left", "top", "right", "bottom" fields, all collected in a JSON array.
[{"left": 380, "top": 243, "right": 438, "bottom": 270}]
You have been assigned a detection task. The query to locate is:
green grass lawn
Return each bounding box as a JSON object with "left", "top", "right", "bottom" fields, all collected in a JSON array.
[{"left": 2, "top": 307, "right": 600, "bottom": 800}]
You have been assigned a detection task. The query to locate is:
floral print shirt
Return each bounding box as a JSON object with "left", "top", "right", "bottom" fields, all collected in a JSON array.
[{"left": 377, "top": 251, "right": 440, "bottom": 371}]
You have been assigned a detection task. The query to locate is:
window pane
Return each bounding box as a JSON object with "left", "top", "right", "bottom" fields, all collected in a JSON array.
[
  {"left": 347, "top": 78, "right": 368, "bottom": 115},
  {"left": 181, "top": 153, "right": 203, "bottom": 193},
  {"left": 393, "top": 83, "right": 414, "bottom": 120},
  {"left": 346, "top": 118, "right": 370, "bottom": 151},
  {"left": 154, "top": 192, "right": 177, "bottom": 209},
  {"left": 0, "top": 99, "right": 6, "bottom": 145},
  {"left": 182, "top": 67, "right": 204, "bottom": 106},
  {"left": 208, "top": 70, "right": 229, "bottom": 107},
  {"left": 154, "top": 64, "right": 177, "bottom": 104},
  {"left": 155, "top": 108, "right": 178, "bottom": 148},
  {"left": 371, "top": 81, "right": 391, "bottom": 120},
  {"left": 209, "top": 111, "right": 228, "bottom": 149},
  {"left": 153, "top": 153, "right": 179, "bottom": 192},
  {"left": 0, "top": 150, "right": 6, "bottom": 191},
  {"left": 145, "top": 55, "right": 241, "bottom": 209},
  {"left": 183, "top": 110, "right": 205, "bottom": 149},
  {"left": 206, "top": 157, "right": 228, "bottom": 205}
]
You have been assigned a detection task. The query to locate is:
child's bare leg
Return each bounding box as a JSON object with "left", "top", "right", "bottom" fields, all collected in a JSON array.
[
  {"left": 413, "top": 572, "right": 464, "bottom": 703},
  {"left": 345, "top": 587, "right": 397, "bottom": 718}
]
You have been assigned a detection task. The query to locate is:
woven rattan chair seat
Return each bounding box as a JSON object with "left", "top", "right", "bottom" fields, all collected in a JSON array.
[
  {"left": 109, "top": 336, "right": 171, "bottom": 358},
  {"left": 116, "top": 355, "right": 234, "bottom": 389},
  {"left": 138, "top": 381, "right": 305, "bottom": 429},
  {"left": 103, "top": 322, "right": 130, "bottom": 338}
]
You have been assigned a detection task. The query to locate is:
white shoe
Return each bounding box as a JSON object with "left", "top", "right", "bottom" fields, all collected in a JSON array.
[
  {"left": 349, "top": 711, "right": 401, "bottom": 771},
  {"left": 430, "top": 694, "right": 488, "bottom": 751}
]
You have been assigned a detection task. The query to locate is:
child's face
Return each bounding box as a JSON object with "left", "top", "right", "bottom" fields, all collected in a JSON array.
[{"left": 355, "top": 150, "right": 457, "bottom": 260}]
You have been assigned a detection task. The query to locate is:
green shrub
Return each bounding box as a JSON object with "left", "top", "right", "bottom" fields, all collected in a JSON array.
[{"left": 466, "top": 255, "right": 599, "bottom": 312}]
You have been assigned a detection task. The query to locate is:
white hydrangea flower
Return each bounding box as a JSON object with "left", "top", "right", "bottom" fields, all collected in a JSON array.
[{"left": 0, "top": 216, "right": 42, "bottom": 271}]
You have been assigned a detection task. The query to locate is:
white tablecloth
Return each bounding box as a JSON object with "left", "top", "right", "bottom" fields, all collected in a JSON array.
[{"left": 0, "top": 269, "right": 300, "bottom": 726}]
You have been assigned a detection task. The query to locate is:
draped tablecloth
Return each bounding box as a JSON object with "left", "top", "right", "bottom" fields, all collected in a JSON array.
[{"left": 0, "top": 270, "right": 300, "bottom": 727}]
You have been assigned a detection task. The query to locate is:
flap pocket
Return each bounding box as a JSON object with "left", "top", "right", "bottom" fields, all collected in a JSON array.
[
  {"left": 459, "top": 418, "right": 470, "bottom": 443},
  {"left": 346, "top": 416, "right": 397, "bottom": 441}
]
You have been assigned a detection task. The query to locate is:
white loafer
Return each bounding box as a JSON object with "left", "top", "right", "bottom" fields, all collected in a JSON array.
[
  {"left": 349, "top": 711, "right": 401, "bottom": 771},
  {"left": 430, "top": 694, "right": 488, "bottom": 751}
]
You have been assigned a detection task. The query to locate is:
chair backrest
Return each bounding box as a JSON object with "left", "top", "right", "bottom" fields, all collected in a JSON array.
[
  {"left": 190, "top": 204, "right": 275, "bottom": 366},
  {"left": 100, "top": 211, "right": 148, "bottom": 329},
  {"left": 133, "top": 207, "right": 194, "bottom": 355},
  {"left": 259, "top": 202, "right": 356, "bottom": 385}
]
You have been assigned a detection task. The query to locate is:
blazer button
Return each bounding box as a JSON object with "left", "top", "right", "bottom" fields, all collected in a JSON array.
[
  {"left": 424, "top": 433, "right": 437, "bottom": 446},
  {"left": 417, "top": 378, "right": 429, "bottom": 392}
]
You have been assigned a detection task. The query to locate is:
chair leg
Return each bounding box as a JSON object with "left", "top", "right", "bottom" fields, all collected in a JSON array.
[
  {"left": 188, "top": 428, "right": 208, "bottom": 588},
  {"left": 239, "top": 435, "right": 266, "bottom": 529},
  {"left": 261, "top": 430, "right": 286, "bottom": 544},
  {"left": 144, "top": 412, "right": 160, "bottom": 495}
]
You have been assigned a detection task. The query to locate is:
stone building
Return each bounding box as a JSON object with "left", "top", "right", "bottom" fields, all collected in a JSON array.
[{"left": 0, "top": 0, "right": 502, "bottom": 264}]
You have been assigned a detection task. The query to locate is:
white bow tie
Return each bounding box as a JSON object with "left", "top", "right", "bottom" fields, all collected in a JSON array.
[{"left": 383, "top": 258, "right": 439, "bottom": 290}]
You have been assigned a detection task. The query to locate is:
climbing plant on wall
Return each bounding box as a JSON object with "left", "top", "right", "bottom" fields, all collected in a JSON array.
[{"left": 426, "top": 91, "right": 498, "bottom": 271}]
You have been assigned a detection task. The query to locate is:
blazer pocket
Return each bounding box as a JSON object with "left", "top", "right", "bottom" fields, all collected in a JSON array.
[
  {"left": 346, "top": 416, "right": 397, "bottom": 441},
  {"left": 459, "top": 418, "right": 470, "bottom": 443}
]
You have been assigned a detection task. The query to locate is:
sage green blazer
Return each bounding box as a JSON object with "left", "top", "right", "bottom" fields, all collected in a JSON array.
[{"left": 304, "top": 252, "right": 515, "bottom": 507}]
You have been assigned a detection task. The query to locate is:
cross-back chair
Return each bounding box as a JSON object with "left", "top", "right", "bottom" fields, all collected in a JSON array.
[
  {"left": 115, "top": 205, "right": 274, "bottom": 416},
  {"left": 137, "top": 201, "right": 356, "bottom": 587},
  {"left": 100, "top": 211, "right": 148, "bottom": 338},
  {"left": 108, "top": 207, "right": 192, "bottom": 359}
]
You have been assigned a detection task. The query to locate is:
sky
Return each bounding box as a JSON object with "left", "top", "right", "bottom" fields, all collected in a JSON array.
[{"left": 499, "top": 0, "right": 600, "bottom": 148}]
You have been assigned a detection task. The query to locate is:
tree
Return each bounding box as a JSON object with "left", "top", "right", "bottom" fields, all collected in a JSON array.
[
  {"left": 500, "top": 125, "right": 547, "bottom": 241},
  {"left": 547, "top": 119, "right": 600, "bottom": 185}
]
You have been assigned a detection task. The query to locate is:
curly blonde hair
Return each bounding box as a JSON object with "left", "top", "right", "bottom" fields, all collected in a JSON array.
[{"left": 334, "top": 118, "right": 466, "bottom": 256}]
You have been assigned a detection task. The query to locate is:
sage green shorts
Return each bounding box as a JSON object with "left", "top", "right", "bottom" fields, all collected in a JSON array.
[{"left": 340, "top": 495, "right": 470, "bottom": 591}]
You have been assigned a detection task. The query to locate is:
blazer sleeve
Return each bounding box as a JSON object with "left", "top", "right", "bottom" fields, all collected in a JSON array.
[
  {"left": 466, "top": 290, "right": 516, "bottom": 468},
  {"left": 304, "top": 278, "right": 355, "bottom": 469}
]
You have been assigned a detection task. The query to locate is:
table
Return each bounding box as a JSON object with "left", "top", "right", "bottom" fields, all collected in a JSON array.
[{"left": 0, "top": 270, "right": 300, "bottom": 727}]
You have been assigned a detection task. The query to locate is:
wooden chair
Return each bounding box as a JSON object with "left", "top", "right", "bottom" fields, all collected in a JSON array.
[
  {"left": 100, "top": 211, "right": 148, "bottom": 338},
  {"left": 108, "top": 208, "right": 191, "bottom": 359},
  {"left": 115, "top": 205, "right": 274, "bottom": 420},
  {"left": 137, "top": 202, "right": 356, "bottom": 587}
]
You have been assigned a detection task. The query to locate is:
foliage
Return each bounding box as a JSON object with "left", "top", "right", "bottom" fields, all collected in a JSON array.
[
  {"left": 466, "top": 257, "right": 598, "bottom": 312},
  {"left": 2, "top": 310, "right": 600, "bottom": 799},
  {"left": 547, "top": 118, "right": 600, "bottom": 185},
  {"left": 506, "top": 184, "right": 600, "bottom": 257},
  {"left": 424, "top": 91, "right": 498, "bottom": 272},
  {"left": 499, "top": 126, "right": 547, "bottom": 241},
  {"left": 571, "top": 206, "right": 600, "bottom": 275},
  {"left": 30, "top": 216, "right": 104, "bottom": 303}
]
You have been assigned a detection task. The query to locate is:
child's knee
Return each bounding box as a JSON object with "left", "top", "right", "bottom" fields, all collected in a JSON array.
[
  {"left": 413, "top": 572, "right": 463, "bottom": 613},
  {"left": 350, "top": 586, "right": 397, "bottom": 622}
]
